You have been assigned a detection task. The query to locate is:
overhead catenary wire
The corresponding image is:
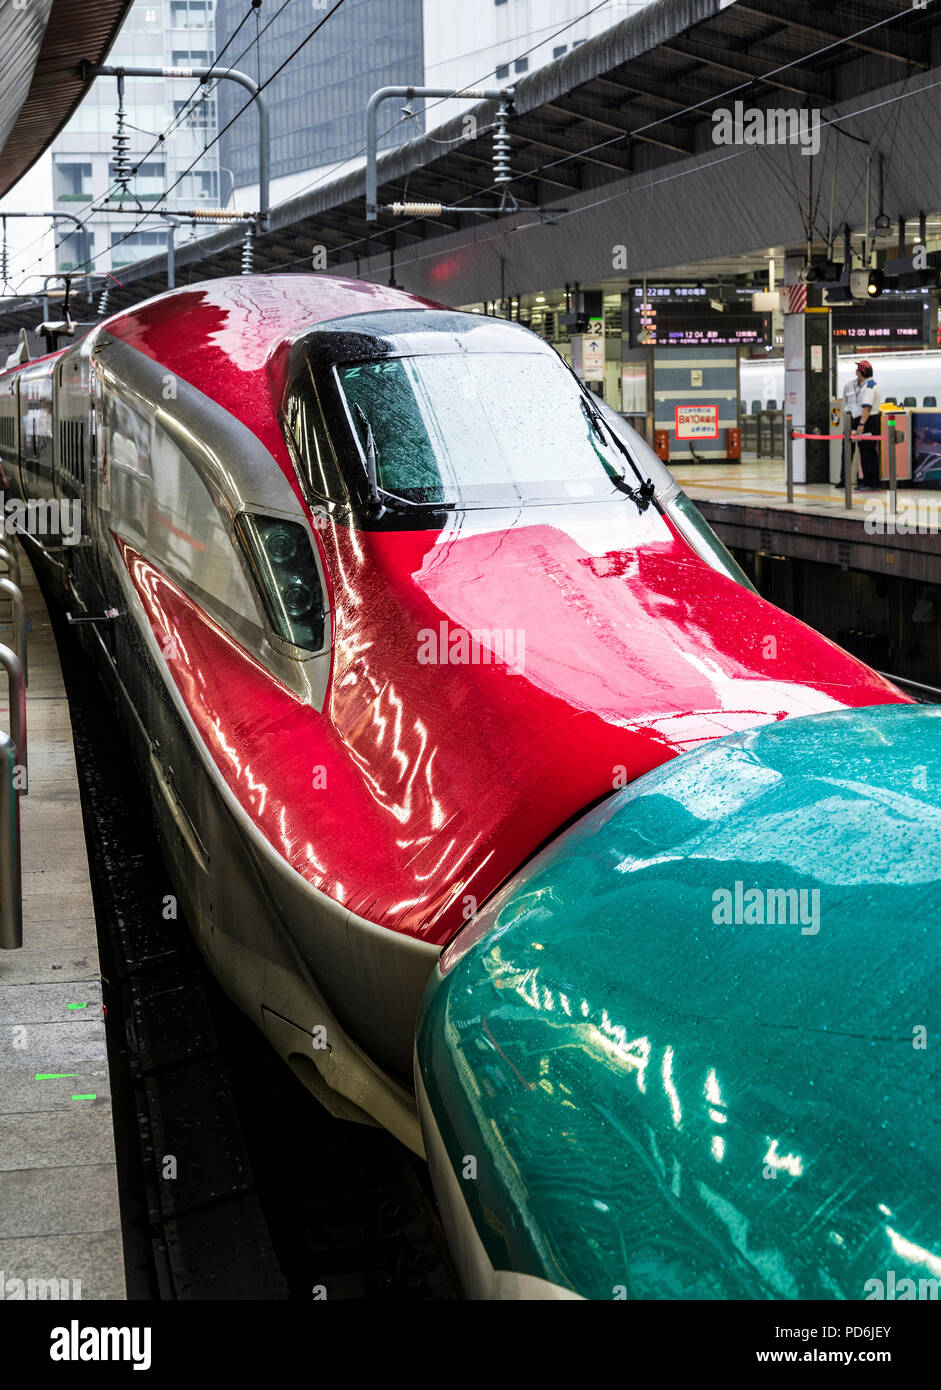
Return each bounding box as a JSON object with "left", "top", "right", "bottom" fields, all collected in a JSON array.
[
  {"left": 348, "top": 82, "right": 941, "bottom": 283},
  {"left": 11, "top": 0, "right": 299, "bottom": 285},
  {"left": 67, "top": 0, "right": 349, "bottom": 276},
  {"left": 6, "top": 0, "right": 933, "bottom": 292},
  {"left": 5, "top": 0, "right": 636, "bottom": 285},
  {"left": 5, "top": 0, "right": 262, "bottom": 278},
  {"left": 264, "top": 6, "right": 935, "bottom": 280},
  {"left": 210, "top": 0, "right": 621, "bottom": 216}
]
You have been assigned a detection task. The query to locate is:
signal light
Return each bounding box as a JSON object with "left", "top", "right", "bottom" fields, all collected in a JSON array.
[{"left": 849, "top": 268, "right": 883, "bottom": 299}]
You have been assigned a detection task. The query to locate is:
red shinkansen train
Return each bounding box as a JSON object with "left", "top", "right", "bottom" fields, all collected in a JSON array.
[{"left": 0, "top": 276, "right": 914, "bottom": 1295}]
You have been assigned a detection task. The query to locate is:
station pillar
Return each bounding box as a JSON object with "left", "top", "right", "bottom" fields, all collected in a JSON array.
[{"left": 783, "top": 259, "right": 832, "bottom": 483}]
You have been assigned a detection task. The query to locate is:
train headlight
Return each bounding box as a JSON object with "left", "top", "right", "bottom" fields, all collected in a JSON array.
[
  {"left": 281, "top": 578, "right": 315, "bottom": 620},
  {"left": 235, "top": 513, "right": 326, "bottom": 653},
  {"left": 265, "top": 524, "right": 300, "bottom": 565}
]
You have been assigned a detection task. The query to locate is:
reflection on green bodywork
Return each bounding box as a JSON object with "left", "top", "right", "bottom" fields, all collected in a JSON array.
[{"left": 417, "top": 704, "right": 941, "bottom": 1300}]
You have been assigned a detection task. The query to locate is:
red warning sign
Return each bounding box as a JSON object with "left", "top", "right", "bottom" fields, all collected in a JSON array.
[{"left": 675, "top": 404, "right": 719, "bottom": 439}]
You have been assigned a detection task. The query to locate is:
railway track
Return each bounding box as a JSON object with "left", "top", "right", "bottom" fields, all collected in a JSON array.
[{"left": 50, "top": 591, "right": 460, "bottom": 1302}]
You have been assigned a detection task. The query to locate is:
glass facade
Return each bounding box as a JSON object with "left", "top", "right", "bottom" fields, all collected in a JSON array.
[
  {"left": 51, "top": 0, "right": 220, "bottom": 274},
  {"left": 214, "top": 0, "right": 424, "bottom": 193}
]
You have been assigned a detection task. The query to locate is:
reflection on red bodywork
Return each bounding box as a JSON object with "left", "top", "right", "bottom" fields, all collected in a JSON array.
[{"left": 114, "top": 492, "right": 906, "bottom": 946}]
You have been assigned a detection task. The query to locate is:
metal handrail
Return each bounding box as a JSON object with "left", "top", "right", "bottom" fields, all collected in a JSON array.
[
  {"left": 0, "top": 731, "right": 22, "bottom": 948},
  {"left": 0, "top": 579, "right": 27, "bottom": 687},
  {"left": 0, "top": 644, "right": 27, "bottom": 796},
  {"left": 876, "top": 671, "right": 941, "bottom": 702},
  {"left": 0, "top": 544, "right": 21, "bottom": 589}
]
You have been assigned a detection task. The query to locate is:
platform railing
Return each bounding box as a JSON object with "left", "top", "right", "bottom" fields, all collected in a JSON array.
[
  {"left": 0, "top": 642, "right": 27, "bottom": 798},
  {"left": 0, "top": 535, "right": 26, "bottom": 947},
  {"left": 784, "top": 423, "right": 898, "bottom": 514},
  {"left": 0, "top": 543, "right": 22, "bottom": 589},
  {"left": 0, "top": 578, "right": 28, "bottom": 686},
  {"left": 0, "top": 730, "right": 22, "bottom": 947}
]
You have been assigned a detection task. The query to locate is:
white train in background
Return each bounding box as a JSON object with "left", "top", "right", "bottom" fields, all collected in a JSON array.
[{"left": 740, "top": 351, "right": 941, "bottom": 413}]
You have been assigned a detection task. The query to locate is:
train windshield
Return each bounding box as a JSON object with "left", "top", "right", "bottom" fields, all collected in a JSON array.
[{"left": 335, "top": 352, "right": 640, "bottom": 508}]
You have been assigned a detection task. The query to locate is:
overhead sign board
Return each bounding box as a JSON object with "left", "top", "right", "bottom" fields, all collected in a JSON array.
[
  {"left": 830, "top": 298, "right": 926, "bottom": 345},
  {"left": 570, "top": 333, "right": 605, "bottom": 382},
  {"left": 675, "top": 404, "right": 719, "bottom": 439},
  {"left": 627, "top": 285, "right": 770, "bottom": 348},
  {"left": 583, "top": 335, "right": 604, "bottom": 379}
]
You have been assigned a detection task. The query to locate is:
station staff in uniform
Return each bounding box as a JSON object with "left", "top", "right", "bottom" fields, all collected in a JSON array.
[
  {"left": 855, "top": 360, "right": 882, "bottom": 491},
  {"left": 838, "top": 371, "right": 862, "bottom": 487}
]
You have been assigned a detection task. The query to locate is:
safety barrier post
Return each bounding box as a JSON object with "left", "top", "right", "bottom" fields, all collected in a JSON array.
[
  {"left": 0, "top": 544, "right": 21, "bottom": 589},
  {"left": 0, "top": 731, "right": 22, "bottom": 948},
  {"left": 0, "top": 644, "right": 27, "bottom": 796},
  {"left": 844, "top": 417, "right": 853, "bottom": 512},
  {"left": 0, "top": 579, "right": 27, "bottom": 687},
  {"left": 888, "top": 422, "right": 898, "bottom": 525},
  {"left": 785, "top": 415, "right": 794, "bottom": 503}
]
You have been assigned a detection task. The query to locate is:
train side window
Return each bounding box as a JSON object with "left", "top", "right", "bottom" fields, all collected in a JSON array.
[
  {"left": 107, "top": 389, "right": 262, "bottom": 637},
  {"left": 234, "top": 514, "right": 326, "bottom": 654},
  {"left": 282, "top": 373, "right": 346, "bottom": 505}
]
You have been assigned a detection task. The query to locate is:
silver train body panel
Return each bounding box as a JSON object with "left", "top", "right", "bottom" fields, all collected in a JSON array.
[{"left": 0, "top": 328, "right": 438, "bottom": 1156}]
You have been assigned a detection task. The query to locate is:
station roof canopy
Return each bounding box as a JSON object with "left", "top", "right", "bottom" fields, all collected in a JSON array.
[
  {"left": 0, "top": 0, "right": 937, "bottom": 330},
  {"left": 0, "top": 0, "right": 133, "bottom": 198}
]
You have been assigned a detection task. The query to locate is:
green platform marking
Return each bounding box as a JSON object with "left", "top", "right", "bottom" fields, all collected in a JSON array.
[
  {"left": 71, "top": 1093, "right": 97, "bottom": 1101},
  {"left": 35, "top": 1073, "right": 79, "bottom": 1080},
  {"left": 66, "top": 1002, "right": 88, "bottom": 1011}
]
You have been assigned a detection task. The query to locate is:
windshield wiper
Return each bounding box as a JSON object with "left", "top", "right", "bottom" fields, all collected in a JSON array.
[
  {"left": 353, "top": 404, "right": 381, "bottom": 509},
  {"left": 580, "top": 396, "right": 655, "bottom": 512},
  {"left": 353, "top": 404, "right": 454, "bottom": 516}
]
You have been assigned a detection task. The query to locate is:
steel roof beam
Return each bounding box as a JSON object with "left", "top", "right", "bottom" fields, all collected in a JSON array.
[
  {"left": 542, "top": 98, "right": 693, "bottom": 155},
  {"left": 452, "top": 144, "right": 583, "bottom": 194},
  {"left": 733, "top": 5, "right": 929, "bottom": 70},
  {"left": 589, "top": 73, "right": 711, "bottom": 113},
  {"left": 659, "top": 38, "right": 834, "bottom": 101},
  {"left": 510, "top": 125, "right": 632, "bottom": 174}
]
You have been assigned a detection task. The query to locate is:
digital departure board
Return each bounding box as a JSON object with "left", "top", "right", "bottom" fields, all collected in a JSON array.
[
  {"left": 626, "top": 286, "right": 770, "bottom": 348},
  {"left": 829, "top": 298, "right": 927, "bottom": 345}
]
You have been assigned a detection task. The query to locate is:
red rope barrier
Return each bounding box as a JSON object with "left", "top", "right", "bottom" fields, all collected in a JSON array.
[{"left": 791, "top": 432, "right": 881, "bottom": 441}]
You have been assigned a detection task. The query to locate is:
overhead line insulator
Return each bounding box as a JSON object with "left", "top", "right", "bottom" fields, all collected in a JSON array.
[
  {"left": 387, "top": 202, "right": 444, "bottom": 217},
  {"left": 493, "top": 101, "right": 512, "bottom": 186},
  {"left": 188, "top": 208, "right": 247, "bottom": 220}
]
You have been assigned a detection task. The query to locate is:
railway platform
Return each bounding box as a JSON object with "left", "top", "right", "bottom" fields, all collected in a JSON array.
[
  {"left": 673, "top": 458, "right": 941, "bottom": 588},
  {"left": 672, "top": 457, "right": 941, "bottom": 522},
  {"left": 0, "top": 547, "right": 125, "bottom": 1301}
]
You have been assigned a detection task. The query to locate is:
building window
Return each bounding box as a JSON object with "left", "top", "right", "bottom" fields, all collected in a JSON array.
[
  {"left": 495, "top": 0, "right": 507, "bottom": 5},
  {"left": 54, "top": 162, "right": 93, "bottom": 202},
  {"left": 177, "top": 170, "right": 218, "bottom": 202},
  {"left": 56, "top": 230, "right": 93, "bottom": 271},
  {"left": 553, "top": 45, "right": 567, "bottom": 58},
  {"left": 171, "top": 50, "right": 214, "bottom": 68},
  {"left": 495, "top": 63, "right": 509, "bottom": 79},
  {"left": 108, "top": 161, "right": 165, "bottom": 202},
  {"left": 171, "top": 1, "right": 212, "bottom": 25},
  {"left": 110, "top": 230, "right": 167, "bottom": 269},
  {"left": 572, "top": 39, "right": 585, "bottom": 48},
  {"left": 173, "top": 96, "right": 216, "bottom": 129},
  {"left": 514, "top": 57, "right": 528, "bottom": 73}
]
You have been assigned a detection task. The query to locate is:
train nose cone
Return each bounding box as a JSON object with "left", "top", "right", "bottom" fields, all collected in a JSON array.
[{"left": 416, "top": 703, "right": 941, "bottom": 1300}]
